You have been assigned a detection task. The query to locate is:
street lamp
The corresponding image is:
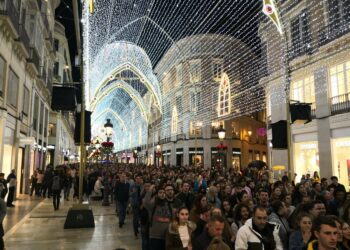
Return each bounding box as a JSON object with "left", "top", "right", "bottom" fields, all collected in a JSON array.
[
  {"left": 134, "top": 149, "right": 138, "bottom": 165},
  {"left": 104, "top": 118, "right": 113, "bottom": 141},
  {"left": 102, "top": 119, "right": 113, "bottom": 206},
  {"left": 156, "top": 144, "right": 161, "bottom": 167},
  {"left": 217, "top": 124, "right": 226, "bottom": 172},
  {"left": 218, "top": 125, "right": 226, "bottom": 140}
]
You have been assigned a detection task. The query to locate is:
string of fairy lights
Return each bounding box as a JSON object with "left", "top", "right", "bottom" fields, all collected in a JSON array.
[{"left": 82, "top": 0, "right": 350, "bottom": 152}]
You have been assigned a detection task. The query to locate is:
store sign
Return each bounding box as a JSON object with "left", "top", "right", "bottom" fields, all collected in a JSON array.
[
  {"left": 300, "top": 143, "right": 317, "bottom": 150},
  {"left": 19, "top": 137, "right": 35, "bottom": 145},
  {"left": 336, "top": 141, "right": 350, "bottom": 147}
]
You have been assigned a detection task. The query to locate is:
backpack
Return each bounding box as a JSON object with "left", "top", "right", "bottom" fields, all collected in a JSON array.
[{"left": 52, "top": 176, "right": 61, "bottom": 191}]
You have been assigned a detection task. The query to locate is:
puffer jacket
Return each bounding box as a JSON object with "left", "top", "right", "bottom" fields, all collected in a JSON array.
[{"left": 235, "top": 218, "right": 283, "bottom": 250}]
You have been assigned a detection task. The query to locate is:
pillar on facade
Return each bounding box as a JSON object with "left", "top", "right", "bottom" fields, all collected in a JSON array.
[
  {"left": 315, "top": 67, "right": 333, "bottom": 178},
  {"left": 203, "top": 145, "right": 211, "bottom": 169},
  {"left": 183, "top": 146, "right": 189, "bottom": 166}
]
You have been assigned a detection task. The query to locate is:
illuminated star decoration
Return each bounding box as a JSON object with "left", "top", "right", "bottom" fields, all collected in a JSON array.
[{"left": 262, "top": 0, "right": 283, "bottom": 35}]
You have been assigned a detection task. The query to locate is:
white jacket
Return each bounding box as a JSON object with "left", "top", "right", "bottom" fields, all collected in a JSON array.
[{"left": 235, "top": 218, "right": 283, "bottom": 250}]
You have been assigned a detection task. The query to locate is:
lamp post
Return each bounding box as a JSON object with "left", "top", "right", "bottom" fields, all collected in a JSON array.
[
  {"left": 156, "top": 144, "right": 161, "bottom": 167},
  {"left": 218, "top": 124, "right": 226, "bottom": 172},
  {"left": 102, "top": 119, "right": 113, "bottom": 206},
  {"left": 134, "top": 149, "right": 138, "bottom": 165}
]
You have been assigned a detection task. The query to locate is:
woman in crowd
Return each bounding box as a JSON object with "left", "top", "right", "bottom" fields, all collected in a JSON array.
[
  {"left": 189, "top": 194, "right": 208, "bottom": 223},
  {"left": 289, "top": 213, "right": 312, "bottom": 250},
  {"left": 231, "top": 203, "right": 250, "bottom": 237},
  {"left": 221, "top": 199, "right": 234, "bottom": 225},
  {"left": 165, "top": 207, "right": 196, "bottom": 250},
  {"left": 342, "top": 222, "right": 350, "bottom": 249}
]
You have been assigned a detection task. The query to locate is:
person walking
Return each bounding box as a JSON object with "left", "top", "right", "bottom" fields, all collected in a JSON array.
[
  {"left": 30, "top": 171, "right": 38, "bottom": 196},
  {"left": 52, "top": 171, "right": 62, "bottom": 211},
  {"left": 0, "top": 197, "right": 6, "bottom": 250},
  {"left": 6, "top": 170, "right": 16, "bottom": 207},
  {"left": 114, "top": 173, "right": 130, "bottom": 228},
  {"left": 0, "top": 174, "right": 7, "bottom": 200},
  {"left": 130, "top": 174, "right": 143, "bottom": 238}
]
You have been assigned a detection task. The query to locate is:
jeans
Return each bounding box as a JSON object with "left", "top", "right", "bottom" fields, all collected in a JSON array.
[
  {"left": 132, "top": 205, "right": 140, "bottom": 236},
  {"left": 64, "top": 184, "right": 71, "bottom": 199},
  {"left": 117, "top": 201, "right": 127, "bottom": 225},
  {"left": 149, "top": 238, "right": 165, "bottom": 250},
  {"left": 141, "top": 225, "right": 150, "bottom": 250},
  {"left": 52, "top": 190, "right": 61, "bottom": 210}
]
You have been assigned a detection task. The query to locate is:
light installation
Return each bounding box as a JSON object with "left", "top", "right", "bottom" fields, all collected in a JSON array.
[{"left": 82, "top": 0, "right": 348, "bottom": 152}]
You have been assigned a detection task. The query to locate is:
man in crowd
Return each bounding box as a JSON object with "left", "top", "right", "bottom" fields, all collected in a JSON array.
[
  {"left": 6, "top": 170, "right": 16, "bottom": 207},
  {"left": 329, "top": 176, "right": 346, "bottom": 193},
  {"left": 235, "top": 206, "right": 283, "bottom": 250},
  {"left": 306, "top": 216, "right": 338, "bottom": 250},
  {"left": 193, "top": 215, "right": 230, "bottom": 250},
  {"left": 130, "top": 174, "right": 143, "bottom": 238},
  {"left": 114, "top": 173, "right": 130, "bottom": 228},
  {"left": 0, "top": 174, "right": 7, "bottom": 199},
  {"left": 175, "top": 181, "right": 195, "bottom": 210}
]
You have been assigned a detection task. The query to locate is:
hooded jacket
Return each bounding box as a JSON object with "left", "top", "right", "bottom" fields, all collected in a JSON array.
[{"left": 235, "top": 218, "right": 283, "bottom": 250}]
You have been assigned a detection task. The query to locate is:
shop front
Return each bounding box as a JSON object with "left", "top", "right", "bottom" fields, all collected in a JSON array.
[
  {"left": 162, "top": 150, "right": 171, "bottom": 166},
  {"left": 294, "top": 141, "right": 319, "bottom": 182},
  {"left": 232, "top": 148, "right": 241, "bottom": 170},
  {"left": 2, "top": 127, "right": 15, "bottom": 176},
  {"left": 211, "top": 147, "right": 227, "bottom": 168},
  {"left": 332, "top": 138, "right": 350, "bottom": 188},
  {"left": 176, "top": 148, "right": 183, "bottom": 167},
  {"left": 189, "top": 147, "right": 203, "bottom": 166}
]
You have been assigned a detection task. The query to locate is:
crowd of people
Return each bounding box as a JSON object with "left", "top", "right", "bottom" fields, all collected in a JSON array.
[{"left": 28, "top": 163, "right": 350, "bottom": 250}]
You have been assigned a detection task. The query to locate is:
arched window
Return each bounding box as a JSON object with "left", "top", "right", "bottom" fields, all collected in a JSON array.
[
  {"left": 171, "top": 106, "right": 178, "bottom": 134},
  {"left": 218, "top": 73, "right": 231, "bottom": 117}
]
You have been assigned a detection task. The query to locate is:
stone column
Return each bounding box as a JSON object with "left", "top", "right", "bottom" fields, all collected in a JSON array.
[{"left": 314, "top": 67, "right": 333, "bottom": 178}]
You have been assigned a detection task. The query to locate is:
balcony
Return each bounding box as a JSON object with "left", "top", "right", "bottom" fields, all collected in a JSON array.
[
  {"left": 330, "top": 93, "right": 350, "bottom": 115},
  {"left": 27, "top": 48, "right": 40, "bottom": 73},
  {"left": 0, "top": 0, "right": 20, "bottom": 36},
  {"left": 42, "top": 12, "right": 49, "bottom": 31},
  {"left": 16, "top": 24, "right": 30, "bottom": 54},
  {"left": 176, "top": 133, "right": 186, "bottom": 141},
  {"left": 53, "top": 74, "right": 61, "bottom": 83},
  {"left": 47, "top": 70, "right": 53, "bottom": 94},
  {"left": 288, "top": 43, "right": 313, "bottom": 61}
]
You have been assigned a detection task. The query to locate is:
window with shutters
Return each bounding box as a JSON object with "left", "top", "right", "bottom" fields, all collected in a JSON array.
[
  {"left": 0, "top": 56, "right": 5, "bottom": 97},
  {"left": 290, "top": 10, "right": 311, "bottom": 59},
  {"left": 212, "top": 59, "right": 223, "bottom": 81},
  {"left": 330, "top": 61, "right": 350, "bottom": 102},
  {"left": 7, "top": 68, "right": 19, "bottom": 108},
  {"left": 218, "top": 73, "right": 231, "bottom": 117},
  {"left": 176, "top": 95, "right": 182, "bottom": 114},
  {"left": 22, "top": 86, "right": 30, "bottom": 116},
  {"left": 189, "top": 60, "right": 201, "bottom": 83},
  {"left": 33, "top": 94, "right": 39, "bottom": 132},
  {"left": 190, "top": 90, "right": 201, "bottom": 112}
]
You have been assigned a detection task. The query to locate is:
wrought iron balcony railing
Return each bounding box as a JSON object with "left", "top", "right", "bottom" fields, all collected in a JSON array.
[
  {"left": 0, "top": 0, "right": 20, "bottom": 35},
  {"left": 330, "top": 93, "right": 350, "bottom": 115},
  {"left": 17, "top": 24, "right": 30, "bottom": 54},
  {"left": 28, "top": 48, "right": 40, "bottom": 72}
]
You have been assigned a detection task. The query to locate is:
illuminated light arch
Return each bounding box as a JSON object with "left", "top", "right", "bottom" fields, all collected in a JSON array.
[
  {"left": 91, "top": 80, "right": 149, "bottom": 123},
  {"left": 92, "top": 62, "right": 162, "bottom": 113},
  {"left": 171, "top": 106, "right": 178, "bottom": 134},
  {"left": 91, "top": 108, "right": 127, "bottom": 132},
  {"left": 218, "top": 73, "right": 231, "bottom": 117}
]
